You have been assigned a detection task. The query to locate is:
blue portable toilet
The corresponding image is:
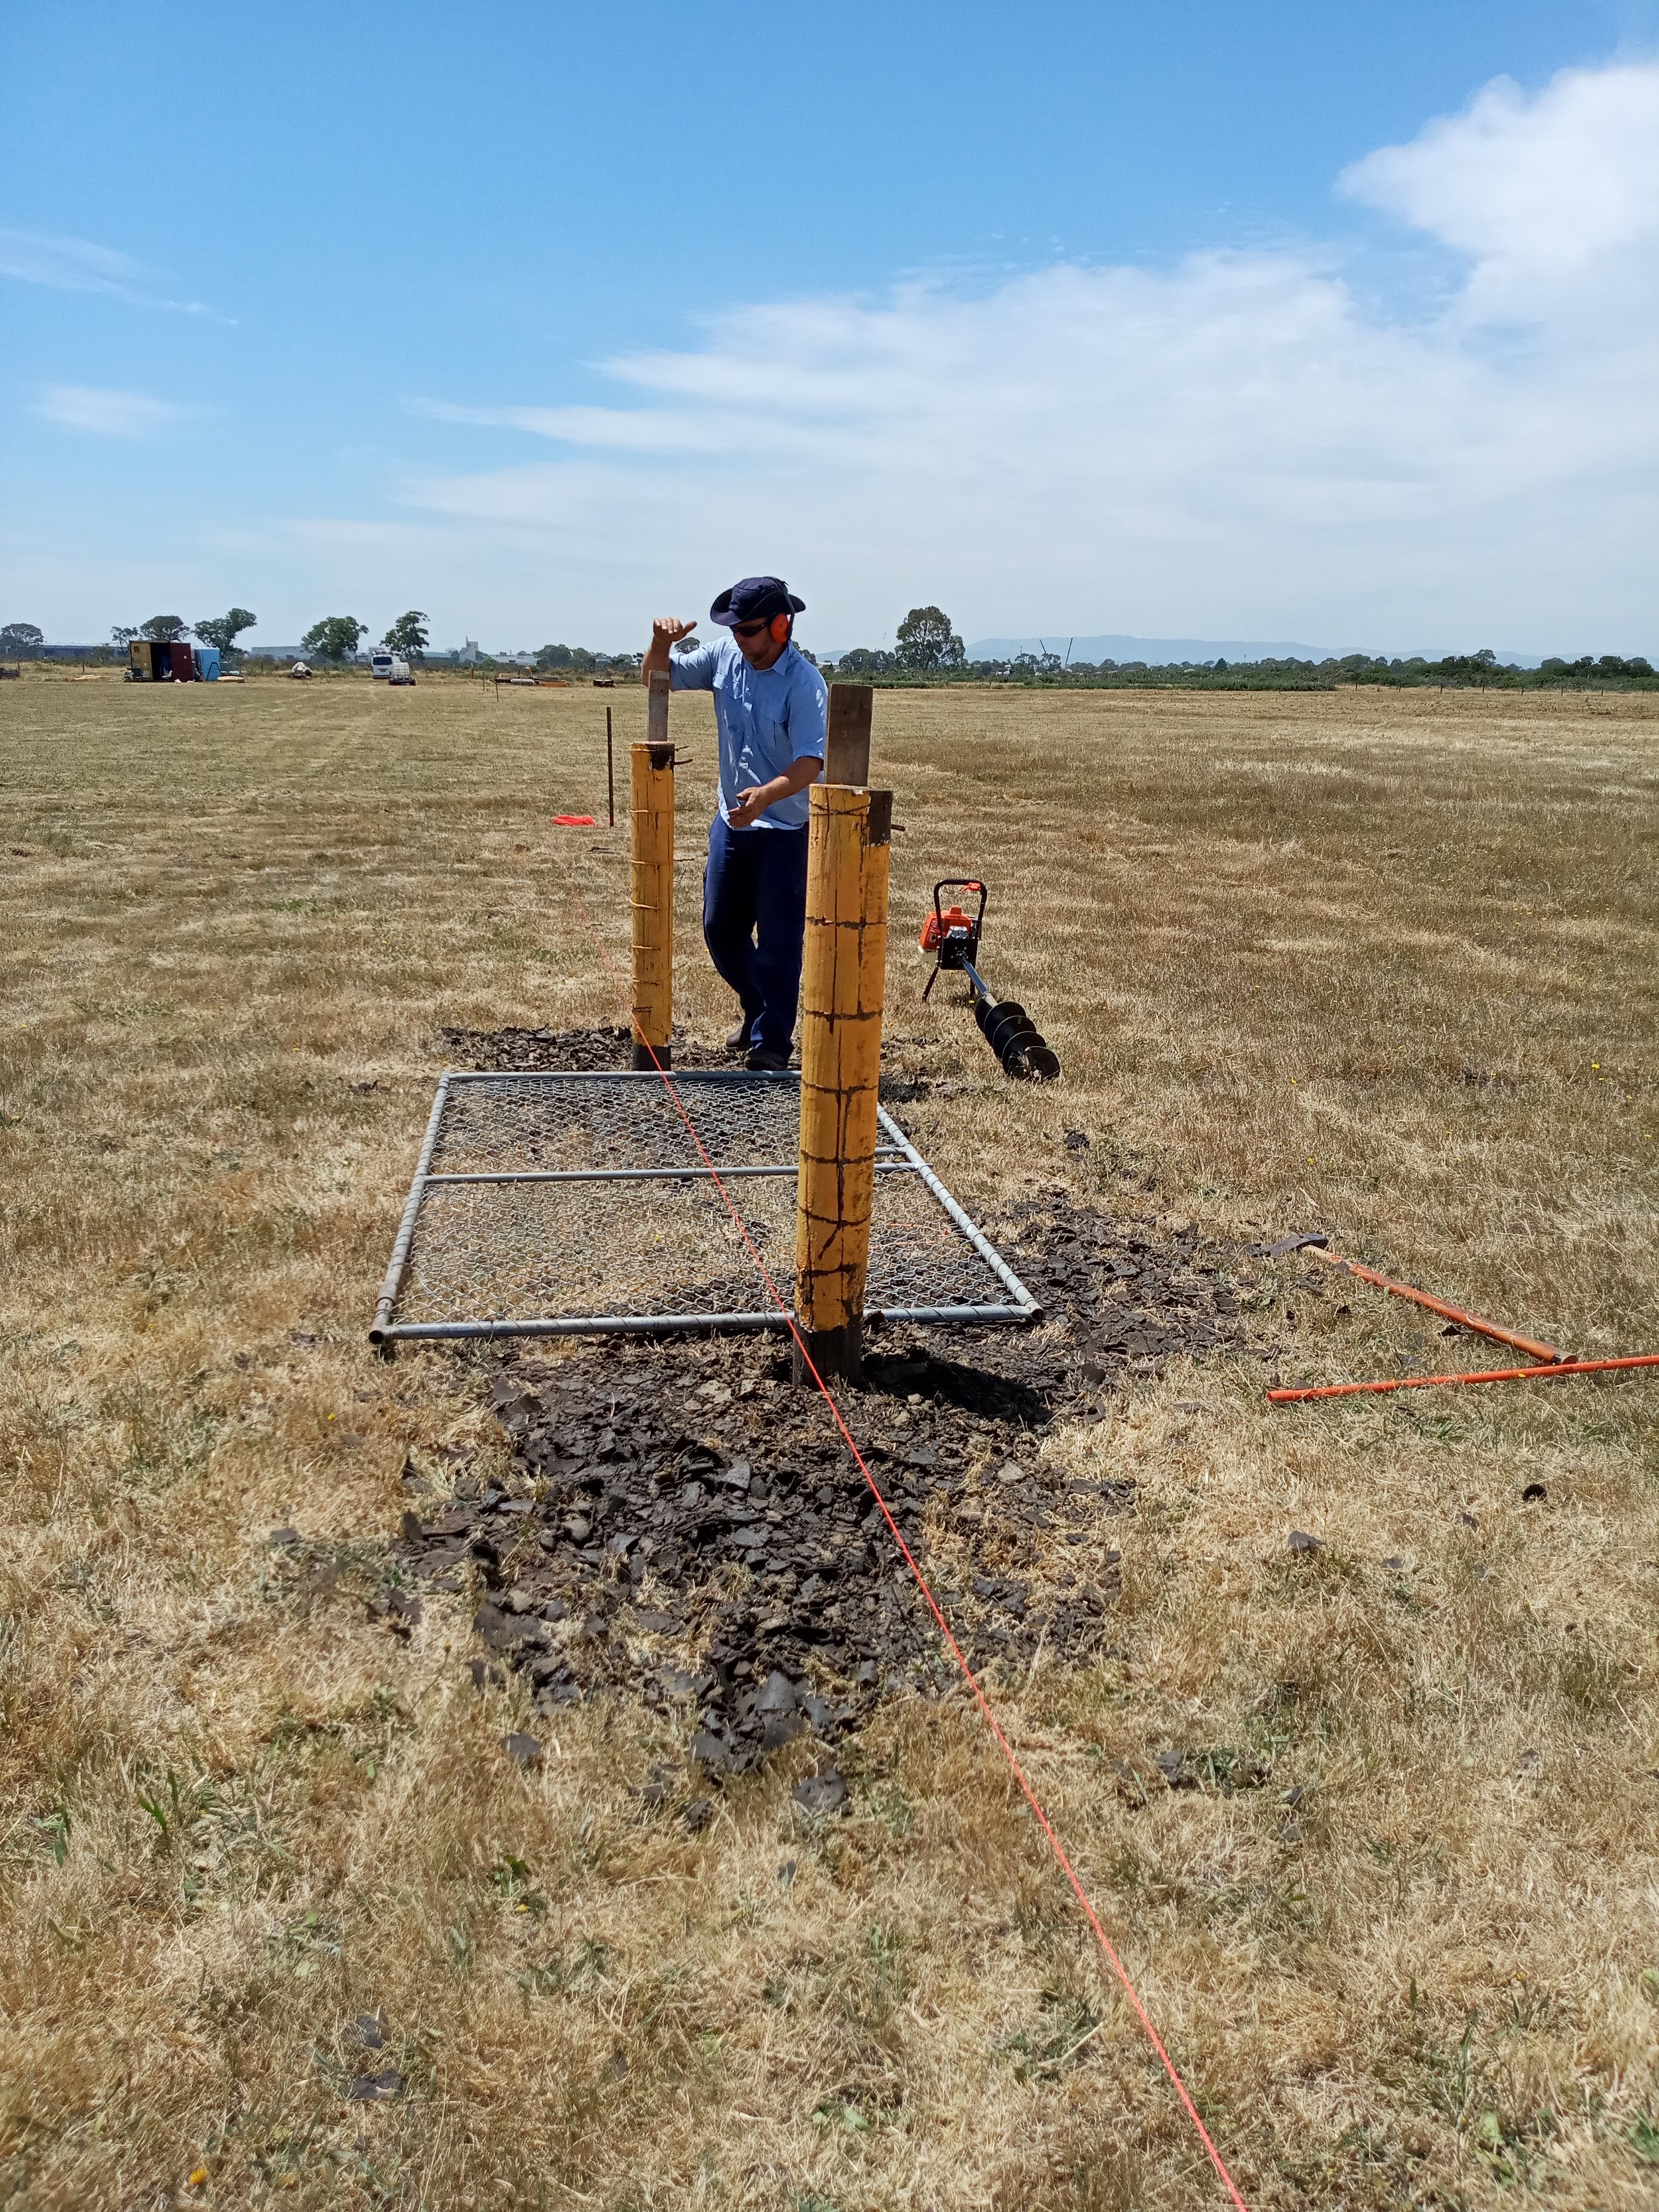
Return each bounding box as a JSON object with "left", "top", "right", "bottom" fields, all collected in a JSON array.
[{"left": 196, "top": 646, "right": 221, "bottom": 680}]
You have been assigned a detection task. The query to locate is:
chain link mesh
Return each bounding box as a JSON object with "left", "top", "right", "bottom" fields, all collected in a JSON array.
[
  {"left": 385, "top": 1072, "right": 1032, "bottom": 1333},
  {"left": 431, "top": 1073, "right": 801, "bottom": 1176}
]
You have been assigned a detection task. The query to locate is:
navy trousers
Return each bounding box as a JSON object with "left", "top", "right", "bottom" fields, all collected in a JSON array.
[{"left": 702, "top": 814, "right": 811, "bottom": 1059}]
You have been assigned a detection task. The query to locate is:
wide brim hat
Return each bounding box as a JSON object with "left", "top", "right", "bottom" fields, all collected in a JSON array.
[{"left": 711, "top": 575, "right": 806, "bottom": 627}]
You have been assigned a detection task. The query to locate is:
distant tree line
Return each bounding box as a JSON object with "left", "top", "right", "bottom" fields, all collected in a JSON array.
[
  {"left": 819, "top": 620, "right": 1657, "bottom": 691},
  {"left": 70, "top": 608, "right": 435, "bottom": 670},
  {"left": 3, "top": 603, "right": 1652, "bottom": 690},
  {"left": 532, "top": 644, "right": 643, "bottom": 674}
]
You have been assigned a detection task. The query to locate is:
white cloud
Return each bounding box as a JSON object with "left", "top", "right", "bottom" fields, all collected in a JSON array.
[
  {"left": 20, "top": 61, "right": 1640, "bottom": 651},
  {"left": 1341, "top": 64, "right": 1659, "bottom": 315},
  {"left": 34, "top": 385, "right": 185, "bottom": 438},
  {"left": 279, "top": 518, "right": 442, "bottom": 551},
  {"left": 0, "top": 226, "right": 207, "bottom": 313},
  {"left": 409, "top": 398, "right": 723, "bottom": 453},
  {"left": 382, "top": 61, "right": 1658, "bottom": 652}
]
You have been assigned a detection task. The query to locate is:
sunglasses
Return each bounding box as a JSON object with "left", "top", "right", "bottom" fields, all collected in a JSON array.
[{"left": 730, "top": 618, "right": 772, "bottom": 640}]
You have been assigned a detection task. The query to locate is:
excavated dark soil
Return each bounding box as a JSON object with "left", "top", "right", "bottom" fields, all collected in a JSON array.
[
  {"left": 397, "top": 1023, "right": 1258, "bottom": 1788},
  {"left": 436, "top": 1023, "right": 732, "bottom": 1072},
  {"left": 395, "top": 1193, "right": 1252, "bottom": 1787}
]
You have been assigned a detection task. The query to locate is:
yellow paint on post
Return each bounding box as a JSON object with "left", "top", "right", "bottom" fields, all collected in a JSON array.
[
  {"left": 795, "top": 782, "right": 892, "bottom": 1378},
  {"left": 630, "top": 696, "right": 674, "bottom": 1068}
]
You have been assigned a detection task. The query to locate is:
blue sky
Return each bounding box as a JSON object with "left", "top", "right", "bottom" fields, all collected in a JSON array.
[{"left": 4, "top": 0, "right": 1657, "bottom": 654}]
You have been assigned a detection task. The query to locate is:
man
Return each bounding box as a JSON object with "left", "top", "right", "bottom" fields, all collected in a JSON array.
[{"left": 642, "top": 576, "right": 827, "bottom": 1071}]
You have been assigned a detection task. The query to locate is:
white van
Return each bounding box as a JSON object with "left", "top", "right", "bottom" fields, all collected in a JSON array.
[{"left": 370, "top": 649, "right": 394, "bottom": 681}]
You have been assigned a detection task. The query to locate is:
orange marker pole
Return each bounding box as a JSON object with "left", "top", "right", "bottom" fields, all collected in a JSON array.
[
  {"left": 1269, "top": 1353, "right": 1659, "bottom": 1405},
  {"left": 1303, "top": 1244, "right": 1565, "bottom": 1364}
]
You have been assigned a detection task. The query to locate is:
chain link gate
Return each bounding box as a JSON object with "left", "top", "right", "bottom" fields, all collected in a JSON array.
[{"left": 371, "top": 1070, "right": 1040, "bottom": 1345}]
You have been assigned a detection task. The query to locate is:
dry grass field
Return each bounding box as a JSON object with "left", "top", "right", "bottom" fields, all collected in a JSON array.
[{"left": 1, "top": 669, "right": 1657, "bottom": 2211}]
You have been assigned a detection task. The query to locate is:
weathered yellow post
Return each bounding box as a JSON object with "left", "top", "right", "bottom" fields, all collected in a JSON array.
[
  {"left": 630, "top": 671, "right": 674, "bottom": 1070},
  {"left": 794, "top": 778, "right": 892, "bottom": 1382}
]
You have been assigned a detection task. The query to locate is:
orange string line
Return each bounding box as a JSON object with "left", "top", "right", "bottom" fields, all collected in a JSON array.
[{"left": 546, "top": 836, "right": 1252, "bottom": 2211}]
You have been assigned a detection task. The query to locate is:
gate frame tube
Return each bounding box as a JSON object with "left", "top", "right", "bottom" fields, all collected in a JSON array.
[{"left": 368, "top": 1070, "right": 1039, "bottom": 1348}]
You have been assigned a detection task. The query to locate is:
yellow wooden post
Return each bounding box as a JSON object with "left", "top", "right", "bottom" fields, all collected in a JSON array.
[
  {"left": 630, "top": 673, "right": 674, "bottom": 1069},
  {"left": 794, "top": 782, "right": 892, "bottom": 1380}
]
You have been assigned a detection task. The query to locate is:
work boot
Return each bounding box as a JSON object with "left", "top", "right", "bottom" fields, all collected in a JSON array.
[
  {"left": 725, "top": 1015, "right": 754, "bottom": 1055},
  {"left": 746, "top": 1047, "right": 790, "bottom": 1073}
]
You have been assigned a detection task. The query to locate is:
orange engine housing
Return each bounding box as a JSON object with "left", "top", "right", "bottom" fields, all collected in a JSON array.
[{"left": 920, "top": 904, "right": 979, "bottom": 952}]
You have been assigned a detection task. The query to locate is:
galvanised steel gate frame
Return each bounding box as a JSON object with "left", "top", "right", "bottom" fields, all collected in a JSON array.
[{"left": 370, "top": 1068, "right": 1040, "bottom": 1345}]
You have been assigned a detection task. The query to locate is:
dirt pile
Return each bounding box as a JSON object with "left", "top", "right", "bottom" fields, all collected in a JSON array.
[
  {"left": 400, "top": 1021, "right": 1253, "bottom": 1777},
  {"left": 396, "top": 1193, "right": 1246, "bottom": 1778},
  {"left": 1001, "top": 1193, "right": 1242, "bottom": 1388},
  {"left": 435, "top": 1023, "right": 730, "bottom": 1072},
  {"left": 400, "top": 1331, "right": 1119, "bottom": 1771}
]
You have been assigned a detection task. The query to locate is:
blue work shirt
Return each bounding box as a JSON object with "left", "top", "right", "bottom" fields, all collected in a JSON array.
[{"left": 670, "top": 635, "right": 827, "bottom": 830}]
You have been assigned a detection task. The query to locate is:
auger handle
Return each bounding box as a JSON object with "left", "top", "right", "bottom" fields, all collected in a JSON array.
[{"left": 932, "top": 879, "right": 988, "bottom": 941}]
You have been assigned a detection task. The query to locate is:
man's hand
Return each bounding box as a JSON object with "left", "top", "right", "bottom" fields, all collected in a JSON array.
[
  {"left": 727, "top": 754, "right": 823, "bottom": 828},
  {"left": 727, "top": 784, "right": 770, "bottom": 828},
  {"left": 642, "top": 615, "right": 697, "bottom": 684}
]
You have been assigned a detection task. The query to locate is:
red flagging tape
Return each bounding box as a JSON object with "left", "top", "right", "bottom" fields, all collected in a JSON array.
[
  {"left": 552, "top": 813, "right": 597, "bottom": 826},
  {"left": 547, "top": 849, "right": 1252, "bottom": 2209}
]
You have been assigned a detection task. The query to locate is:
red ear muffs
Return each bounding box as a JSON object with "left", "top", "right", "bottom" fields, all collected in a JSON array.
[{"left": 770, "top": 613, "right": 790, "bottom": 644}]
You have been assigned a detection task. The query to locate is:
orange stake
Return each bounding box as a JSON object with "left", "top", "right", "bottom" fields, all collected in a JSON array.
[
  {"left": 1269, "top": 1353, "right": 1659, "bottom": 1404},
  {"left": 1302, "top": 1243, "right": 1565, "bottom": 1364}
]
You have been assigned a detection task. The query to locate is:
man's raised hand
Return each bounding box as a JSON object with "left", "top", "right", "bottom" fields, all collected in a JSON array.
[{"left": 642, "top": 614, "right": 699, "bottom": 685}]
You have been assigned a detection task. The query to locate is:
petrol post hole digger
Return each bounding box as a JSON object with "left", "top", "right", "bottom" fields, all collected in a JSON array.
[{"left": 919, "top": 880, "right": 1060, "bottom": 1081}]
